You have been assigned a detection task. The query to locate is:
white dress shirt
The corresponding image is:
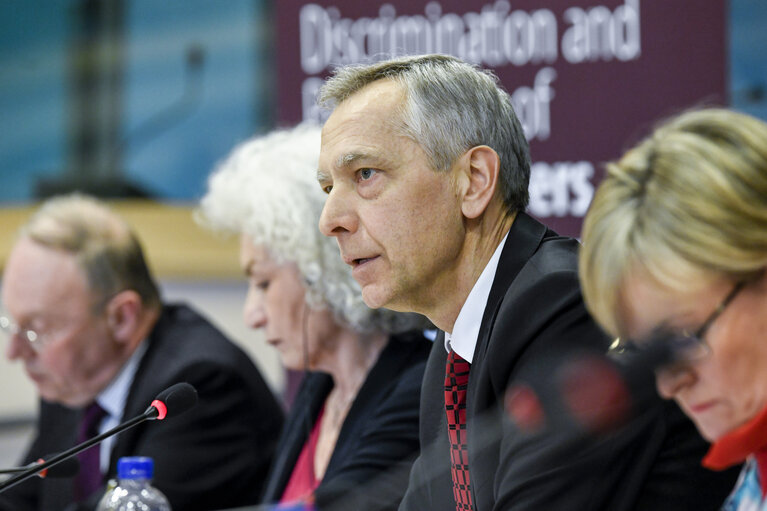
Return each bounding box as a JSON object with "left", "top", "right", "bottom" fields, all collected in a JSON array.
[
  {"left": 444, "top": 232, "right": 509, "bottom": 363},
  {"left": 94, "top": 340, "right": 148, "bottom": 473}
]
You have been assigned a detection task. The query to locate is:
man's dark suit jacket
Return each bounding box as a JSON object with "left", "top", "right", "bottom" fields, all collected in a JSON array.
[
  {"left": 399, "top": 213, "right": 739, "bottom": 510},
  {"left": 0, "top": 303, "right": 284, "bottom": 511},
  {"left": 261, "top": 331, "right": 432, "bottom": 511}
]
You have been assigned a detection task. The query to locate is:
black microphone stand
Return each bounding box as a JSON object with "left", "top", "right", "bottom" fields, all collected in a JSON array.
[{"left": 0, "top": 408, "right": 156, "bottom": 494}]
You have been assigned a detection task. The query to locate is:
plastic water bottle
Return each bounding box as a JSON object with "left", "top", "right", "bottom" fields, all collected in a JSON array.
[{"left": 96, "top": 456, "right": 171, "bottom": 511}]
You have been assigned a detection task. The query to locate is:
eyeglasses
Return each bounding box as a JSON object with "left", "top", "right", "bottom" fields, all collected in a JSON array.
[
  {"left": 613, "top": 280, "right": 747, "bottom": 364},
  {"left": 0, "top": 315, "right": 47, "bottom": 351},
  {"left": 689, "top": 280, "right": 746, "bottom": 345},
  {"left": 0, "top": 294, "right": 115, "bottom": 354}
]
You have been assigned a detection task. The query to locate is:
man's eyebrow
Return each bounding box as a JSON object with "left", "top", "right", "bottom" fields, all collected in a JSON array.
[
  {"left": 317, "top": 151, "right": 389, "bottom": 183},
  {"left": 337, "top": 152, "right": 367, "bottom": 167},
  {"left": 316, "top": 152, "right": 371, "bottom": 183},
  {"left": 340, "top": 151, "right": 394, "bottom": 169},
  {"left": 316, "top": 168, "right": 330, "bottom": 183}
]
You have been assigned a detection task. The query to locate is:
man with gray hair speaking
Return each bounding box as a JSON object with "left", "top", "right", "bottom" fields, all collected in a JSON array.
[
  {"left": 0, "top": 194, "right": 283, "bottom": 511},
  {"left": 315, "top": 53, "right": 738, "bottom": 510}
]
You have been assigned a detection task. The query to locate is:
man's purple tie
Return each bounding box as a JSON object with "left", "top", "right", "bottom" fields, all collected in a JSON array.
[
  {"left": 445, "top": 349, "right": 473, "bottom": 511},
  {"left": 73, "top": 401, "right": 107, "bottom": 502}
]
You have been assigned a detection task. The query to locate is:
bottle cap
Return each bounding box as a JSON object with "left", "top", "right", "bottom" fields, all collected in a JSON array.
[{"left": 117, "top": 456, "right": 154, "bottom": 480}]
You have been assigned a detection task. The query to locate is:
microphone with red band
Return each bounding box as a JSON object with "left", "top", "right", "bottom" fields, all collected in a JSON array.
[
  {"left": 150, "top": 399, "right": 168, "bottom": 420},
  {"left": 0, "top": 382, "right": 198, "bottom": 494},
  {"left": 144, "top": 382, "right": 198, "bottom": 420}
]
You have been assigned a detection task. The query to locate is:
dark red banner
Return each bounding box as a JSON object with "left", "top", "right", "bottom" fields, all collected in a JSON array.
[{"left": 275, "top": 0, "right": 725, "bottom": 236}]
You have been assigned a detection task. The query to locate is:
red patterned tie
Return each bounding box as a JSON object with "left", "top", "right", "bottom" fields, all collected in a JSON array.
[
  {"left": 445, "top": 349, "right": 473, "bottom": 510},
  {"left": 73, "top": 401, "right": 107, "bottom": 502}
]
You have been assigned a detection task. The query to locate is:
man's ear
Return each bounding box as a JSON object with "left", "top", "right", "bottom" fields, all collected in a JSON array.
[
  {"left": 105, "top": 290, "right": 142, "bottom": 345},
  {"left": 460, "top": 145, "right": 501, "bottom": 219}
]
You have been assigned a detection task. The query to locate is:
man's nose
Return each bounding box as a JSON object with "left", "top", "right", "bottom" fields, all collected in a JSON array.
[
  {"left": 319, "top": 188, "right": 357, "bottom": 238},
  {"left": 6, "top": 331, "right": 36, "bottom": 362}
]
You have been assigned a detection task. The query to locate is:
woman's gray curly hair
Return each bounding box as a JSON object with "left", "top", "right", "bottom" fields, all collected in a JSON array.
[{"left": 197, "top": 122, "right": 429, "bottom": 334}]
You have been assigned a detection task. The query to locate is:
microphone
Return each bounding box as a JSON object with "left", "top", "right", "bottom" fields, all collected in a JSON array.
[
  {"left": 0, "top": 456, "right": 79, "bottom": 478},
  {"left": 145, "top": 382, "right": 199, "bottom": 420},
  {"left": 0, "top": 383, "right": 198, "bottom": 494},
  {"left": 505, "top": 334, "right": 676, "bottom": 434}
]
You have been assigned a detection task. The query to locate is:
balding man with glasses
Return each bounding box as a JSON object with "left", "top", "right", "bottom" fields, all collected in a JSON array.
[{"left": 0, "top": 194, "right": 283, "bottom": 511}]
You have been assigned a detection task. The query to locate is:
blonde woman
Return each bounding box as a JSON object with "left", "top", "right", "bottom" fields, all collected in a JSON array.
[{"left": 580, "top": 108, "right": 767, "bottom": 509}]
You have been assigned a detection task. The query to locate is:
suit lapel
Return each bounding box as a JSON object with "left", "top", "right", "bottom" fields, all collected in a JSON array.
[
  {"left": 464, "top": 213, "right": 550, "bottom": 510},
  {"left": 471, "top": 212, "right": 549, "bottom": 366},
  {"left": 107, "top": 312, "right": 168, "bottom": 472}
]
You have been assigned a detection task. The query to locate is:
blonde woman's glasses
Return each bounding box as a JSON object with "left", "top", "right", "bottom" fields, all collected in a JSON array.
[{"left": 611, "top": 280, "right": 746, "bottom": 364}]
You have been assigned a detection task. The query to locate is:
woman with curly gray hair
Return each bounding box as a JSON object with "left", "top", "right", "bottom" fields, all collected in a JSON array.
[{"left": 198, "top": 122, "right": 431, "bottom": 511}]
